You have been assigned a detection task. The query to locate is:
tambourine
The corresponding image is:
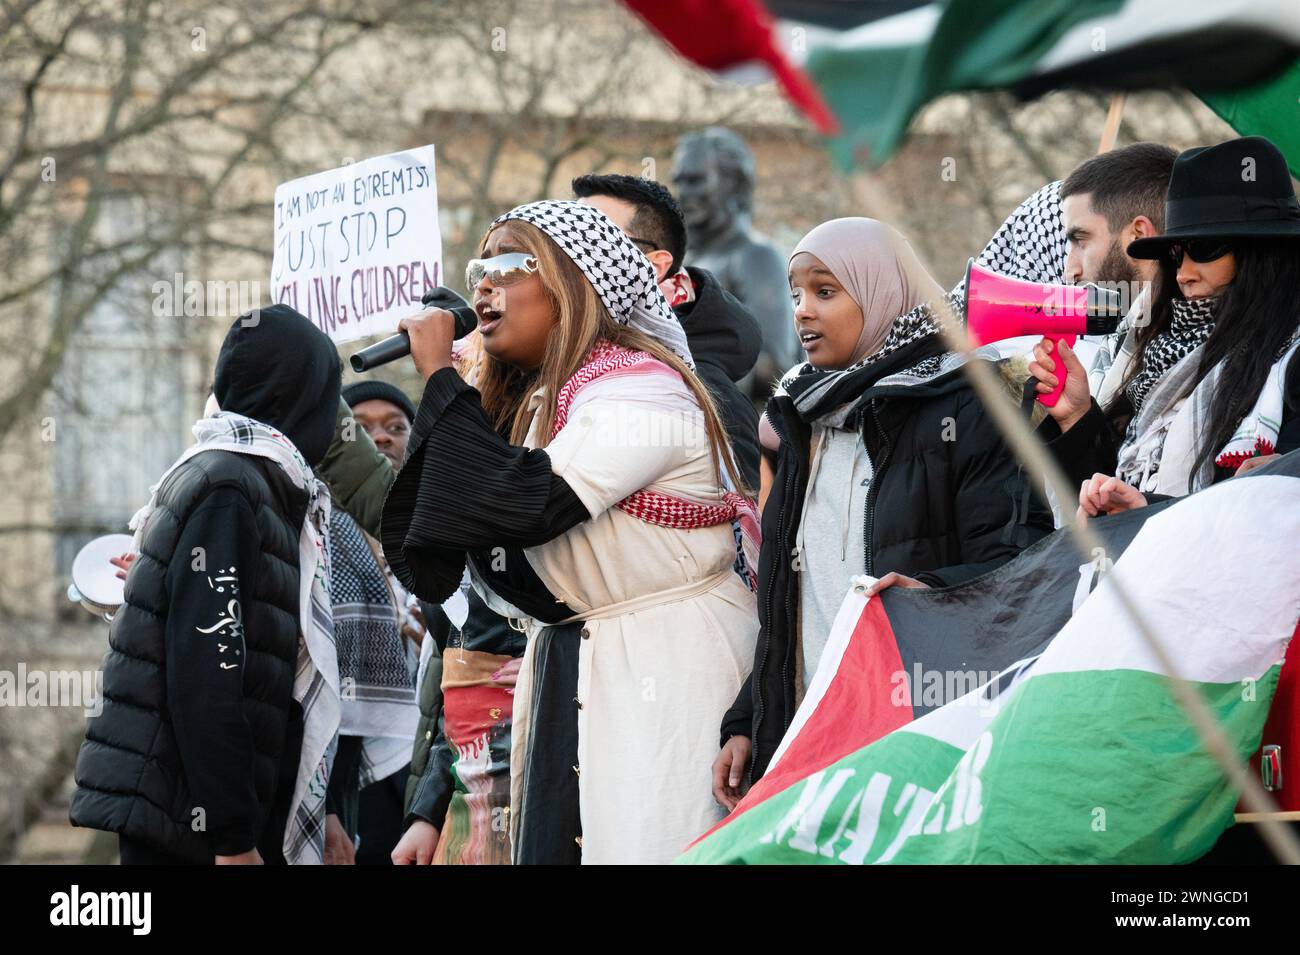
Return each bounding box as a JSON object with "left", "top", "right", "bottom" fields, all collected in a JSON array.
[{"left": 67, "top": 533, "right": 134, "bottom": 622}]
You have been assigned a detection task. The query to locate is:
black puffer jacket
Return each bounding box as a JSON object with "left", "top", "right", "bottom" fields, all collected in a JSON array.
[
  {"left": 70, "top": 452, "right": 309, "bottom": 861},
  {"left": 70, "top": 305, "right": 340, "bottom": 862},
  {"left": 723, "top": 337, "right": 1054, "bottom": 780},
  {"left": 677, "top": 267, "right": 762, "bottom": 489}
]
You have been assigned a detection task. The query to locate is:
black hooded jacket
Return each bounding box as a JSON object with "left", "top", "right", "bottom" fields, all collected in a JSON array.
[
  {"left": 721, "top": 337, "right": 1054, "bottom": 781},
  {"left": 71, "top": 305, "right": 341, "bottom": 862},
  {"left": 676, "top": 267, "right": 762, "bottom": 489},
  {"left": 213, "top": 305, "right": 341, "bottom": 465}
]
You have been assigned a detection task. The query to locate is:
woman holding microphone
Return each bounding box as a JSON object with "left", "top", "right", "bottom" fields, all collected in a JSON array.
[{"left": 318, "top": 200, "right": 758, "bottom": 864}]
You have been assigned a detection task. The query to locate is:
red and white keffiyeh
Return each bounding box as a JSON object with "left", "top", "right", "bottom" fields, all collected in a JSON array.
[{"left": 553, "top": 341, "right": 760, "bottom": 589}]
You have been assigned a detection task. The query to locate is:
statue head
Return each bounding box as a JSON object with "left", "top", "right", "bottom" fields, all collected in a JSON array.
[{"left": 670, "top": 127, "right": 756, "bottom": 237}]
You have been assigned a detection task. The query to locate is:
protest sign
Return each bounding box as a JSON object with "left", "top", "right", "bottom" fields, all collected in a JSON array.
[{"left": 271, "top": 145, "right": 441, "bottom": 343}]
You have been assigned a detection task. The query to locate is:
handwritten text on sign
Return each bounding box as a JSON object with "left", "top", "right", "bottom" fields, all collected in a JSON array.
[{"left": 271, "top": 145, "right": 441, "bottom": 343}]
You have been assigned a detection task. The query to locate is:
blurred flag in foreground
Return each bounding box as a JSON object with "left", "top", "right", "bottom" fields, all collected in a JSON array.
[{"left": 680, "top": 451, "right": 1300, "bottom": 864}]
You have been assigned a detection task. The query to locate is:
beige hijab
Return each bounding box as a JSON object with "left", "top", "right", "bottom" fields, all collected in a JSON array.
[{"left": 790, "top": 217, "right": 944, "bottom": 366}]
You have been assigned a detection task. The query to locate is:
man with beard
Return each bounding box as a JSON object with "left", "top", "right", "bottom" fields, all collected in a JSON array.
[
  {"left": 1060, "top": 142, "right": 1178, "bottom": 291},
  {"left": 1054, "top": 142, "right": 1178, "bottom": 399}
]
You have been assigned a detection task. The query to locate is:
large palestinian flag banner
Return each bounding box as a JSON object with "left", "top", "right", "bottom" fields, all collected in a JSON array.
[
  {"left": 679, "top": 451, "right": 1300, "bottom": 865},
  {"left": 626, "top": 0, "right": 1300, "bottom": 170}
]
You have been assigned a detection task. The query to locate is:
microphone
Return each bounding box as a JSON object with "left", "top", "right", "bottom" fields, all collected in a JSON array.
[{"left": 349, "top": 287, "right": 478, "bottom": 372}]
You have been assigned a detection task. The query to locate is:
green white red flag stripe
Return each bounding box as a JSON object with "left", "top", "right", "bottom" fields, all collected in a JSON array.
[
  {"left": 679, "top": 452, "right": 1300, "bottom": 864},
  {"left": 631, "top": 0, "right": 1300, "bottom": 170}
]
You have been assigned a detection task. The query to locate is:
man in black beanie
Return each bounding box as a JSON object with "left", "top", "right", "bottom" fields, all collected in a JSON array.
[
  {"left": 341, "top": 380, "right": 417, "bottom": 469},
  {"left": 71, "top": 304, "right": 342, "bottom": 864}
]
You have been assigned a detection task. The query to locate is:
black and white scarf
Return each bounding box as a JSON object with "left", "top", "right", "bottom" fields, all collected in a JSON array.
[
  {"left": 778, "top": 300, "right": 952, "bottom": 426},
  {"left": 129, "top": 411, "right": 338, "bottom": 865},
  {"left": 1123, "top": 296, "right": 1218, "bottom": 418},
  {"left": 329, "top": 507, "right": 419, "bottom": 785},
  {"left": 492, "top": 200, "right": 694, "bottom": 369},
  {"left": 950, "top": 181, "right": 1067, "bottom": 302},
  {"left": 1116, "top": 304, "right": 1299, "bottom": 494}
]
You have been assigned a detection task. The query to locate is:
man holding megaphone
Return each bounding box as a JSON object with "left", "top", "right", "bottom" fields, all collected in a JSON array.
[
  {"left": 1029, "top": 136, "right": 1300, "bottom": 514},
  {"left": 1027, "top": 143, "right": 1177, "bottom": 431}
]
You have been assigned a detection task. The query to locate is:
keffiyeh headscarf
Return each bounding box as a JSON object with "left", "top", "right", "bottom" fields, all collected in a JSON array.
[
  {"left": 953, "top": 181, "right": 1067, "bottom": 299},
  {"left": 491, "top": 200, "right": 694, "bottom": 369}
]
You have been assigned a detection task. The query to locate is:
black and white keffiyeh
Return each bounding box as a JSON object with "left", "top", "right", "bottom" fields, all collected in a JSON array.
[
  {"left": 492, "top": 200, "right": 694, "bottom": 368},
  {"left": 1123, "top": 296, "right": 1217, "bottom": 417},
  {"left": 969, "top": 180, "right": 1067, "bottom": 289},
  {"left": 329, "top": 507, "right": 419, "bottom": 784},
  {"left": 129, "top": 411, "right": 339, "bottom": 865},
  {"left": 1115, "top": 300, "right": 1298, "bottom": 494},
  {"left": 778, "top": 299, "right": 952, "bottom": 425}
]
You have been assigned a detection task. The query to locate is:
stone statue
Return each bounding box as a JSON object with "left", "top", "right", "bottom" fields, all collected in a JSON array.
[{"left": 671, "top": 127, "right": 799, "bottom": 395}]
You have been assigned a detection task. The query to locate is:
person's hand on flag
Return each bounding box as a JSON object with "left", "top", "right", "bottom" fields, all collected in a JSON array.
[
  {"left": 1235, "top": 453, "right": 1279, "bottom": 476},
  {"left": 1077, "top": 472, "right": 1147, "bottom": 521},
  {"left": 865, "top": 573, "right": 930, "bottom": 596},
  {"left": 712, "top": 735, "right": 752, "bottom": 812}
]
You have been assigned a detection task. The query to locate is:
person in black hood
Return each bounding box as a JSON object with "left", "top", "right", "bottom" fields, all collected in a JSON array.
[
  {"left": 573, "top": 173, "right": 761, "bottom": 488},
  {"left": 71, "top": 304, "right": 342, "bottom": 864},
  {"left": 214, "top": 304, "right": 341, "bottom": 463}
]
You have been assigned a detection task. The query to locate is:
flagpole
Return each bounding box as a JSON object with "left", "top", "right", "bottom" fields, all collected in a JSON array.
[
  {"left": 850, "top": 172, "right": 1300, "bottom": 865},
  {"left": 1097, "top": 93, "right": 1126, "bottom": 153}
]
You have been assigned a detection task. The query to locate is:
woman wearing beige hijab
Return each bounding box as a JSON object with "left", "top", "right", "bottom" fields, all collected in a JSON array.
[{"left": 713, "top": 218, "right": 1054, "bottom": 807}]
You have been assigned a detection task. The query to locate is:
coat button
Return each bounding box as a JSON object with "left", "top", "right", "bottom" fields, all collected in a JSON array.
[
  {"left": 581, "top": 627, "right": 591, "bottom": 639},
  {"left": 575, "top": 836, "right": 583, "bottom": 848},
  {"left": 572, "top": 764, "right": 581, "bottom": 776},
  {"left": 573, "top": 696, "right": 583, "bottom": 710},
  {"left": 425, "top": 729, "right": 432, "bottom": 740}
]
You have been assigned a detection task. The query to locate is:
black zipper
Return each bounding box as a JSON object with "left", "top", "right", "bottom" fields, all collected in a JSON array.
[{"left": 863, "top": 399, "right": 893, "bottom": 576}]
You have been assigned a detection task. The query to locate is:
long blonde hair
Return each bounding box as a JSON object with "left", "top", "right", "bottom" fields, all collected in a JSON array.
[{"left": 475, "top": 219, "right": 748, "bottom": 494}]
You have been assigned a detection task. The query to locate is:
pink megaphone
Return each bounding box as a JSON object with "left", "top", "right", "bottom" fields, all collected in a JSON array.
[{"left": 962, "top": 259, "right": 1123, "bottom": 407}]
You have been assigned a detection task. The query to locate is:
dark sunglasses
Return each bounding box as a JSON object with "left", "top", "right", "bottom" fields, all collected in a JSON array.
[{"left": 1164, "top": 239, "right": 1233, "bottom": 267}]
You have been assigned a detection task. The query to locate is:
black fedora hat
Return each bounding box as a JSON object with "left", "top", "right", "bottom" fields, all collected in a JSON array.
[{"left": 1128, "top": 136, "right": 1300, "bottom": 260}]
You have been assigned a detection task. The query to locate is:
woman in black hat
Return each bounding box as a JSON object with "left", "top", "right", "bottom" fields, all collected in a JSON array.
[{"left": 1029, "top": 135, "right": 1300, "bottom": 515}]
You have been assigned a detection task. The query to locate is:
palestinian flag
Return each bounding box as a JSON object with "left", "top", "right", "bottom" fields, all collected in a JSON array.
[
  {"left": 630, "top": 1, "right": 1300, "bottom": 169},
  {"left": 781, "top": 0, "right": 1300, "bottom": 167},
  {"left": 1198, "top": 59, "right": 1300, "bottom": 179},
  {"left": 679, "top": 451, "right": 1300, "bottom": 865},
  {"left": 619, "top": 0, "right": 838, "bottom": 134}
]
